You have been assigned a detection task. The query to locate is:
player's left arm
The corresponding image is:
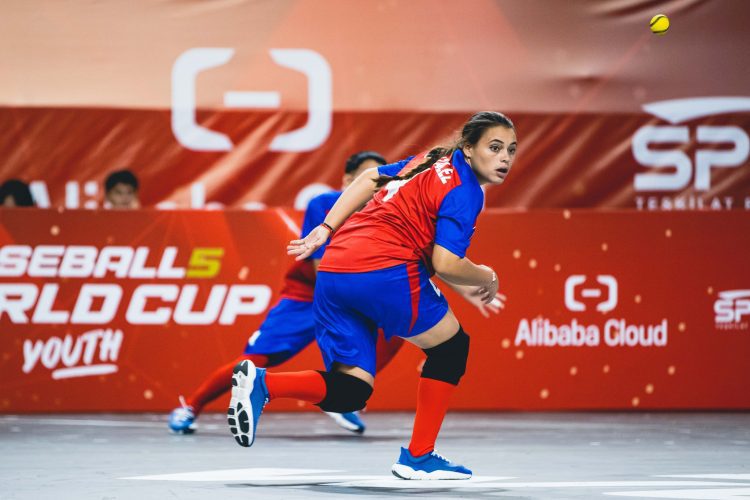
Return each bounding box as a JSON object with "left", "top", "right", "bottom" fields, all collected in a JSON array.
[
  {"left": 432, "top": 183, "right": 502, "bottom": 304},
  {"left": 437, "top": 277, "right": 506, "bottom": 318},
  {"left": 288, "top": 167, "right": 382, "bottom": 260}
]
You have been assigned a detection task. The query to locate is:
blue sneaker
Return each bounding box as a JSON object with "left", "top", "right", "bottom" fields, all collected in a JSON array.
[
  {"left": 391, "top": 447, "right": 472, "bottom": 480},
  {"left": 227, "top": 359, "right": 269, "bottom": 447},
  {"left": 324, "top": 411, "right": 366, "bottom": 434},
  {"left": 168, "top": 396, "right": 196, "bottom": 434}
]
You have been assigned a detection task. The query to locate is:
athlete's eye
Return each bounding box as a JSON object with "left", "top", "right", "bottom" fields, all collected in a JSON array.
[
  {"left": 509, "top": 147, "right": 516, "bottom": 155},
  {"left": 490, "top": 145, "right": 500, "bottom": 153}
]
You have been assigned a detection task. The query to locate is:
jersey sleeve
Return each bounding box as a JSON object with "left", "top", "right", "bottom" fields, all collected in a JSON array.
[
  {"left": 434, "top": 185, "right": 483, "bottom": 259},
  {"left": 377, "top": 156, "right": 415, "bottom": 177},
  {"left": 300, "top": 195, "right": 330, "bottom": 260}
]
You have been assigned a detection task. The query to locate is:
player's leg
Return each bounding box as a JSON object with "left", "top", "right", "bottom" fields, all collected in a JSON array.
[
  {"left": 391, "top": 310, "right": 472, "bottom": 479},
  {"left": 228, "top": 271, "right": 377, "bottom": 447},
  {"left": 244, "top": 297, "right": 369, "bottom": 434},
  {"left": 313, "top": 331, "right": 404, "bottom": 434},
  {"left": 228, "top": 364, "right": 374, "bottom": 447},
  {"left": 323, "top": 330, "right": 400, "bottom": 433},
  {"left": 184, "top": 354, "right": 269, "bottom": 415},
  {"left": 168, "top": 353, "right": 268, "bottom": 434},
  {"left": 169, "top": 298, "right": 313, "bottom": 434},
  {"left": 385, "top": 264, "right": 472, "bottom": 480}
]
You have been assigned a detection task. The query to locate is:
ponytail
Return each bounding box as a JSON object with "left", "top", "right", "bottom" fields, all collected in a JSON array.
[{"left": 374, "top": 147, "right": 454, "bottom": 188}]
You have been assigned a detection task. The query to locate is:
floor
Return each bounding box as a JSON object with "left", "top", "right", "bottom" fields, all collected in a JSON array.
[{"left": 2, "top": 412, "right": 749, "bottom": 499}]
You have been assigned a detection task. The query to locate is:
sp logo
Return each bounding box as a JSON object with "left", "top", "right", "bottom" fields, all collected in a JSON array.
[
  {"left": 632, "top": 97, "right": 750, "bottom": 191},
  {"left": 714, "top": 289, "right": 750, "bottom": 329},
  {"left": 171, "top": 48, "right": 332, "bottom": 152},
  {"left": 565, "top": 275, "right": 618, "bottom": 313}
]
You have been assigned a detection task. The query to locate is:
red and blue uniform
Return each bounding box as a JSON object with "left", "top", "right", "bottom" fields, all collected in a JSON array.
[
  {"left": 243, "top": 191, "right": 341, "bottom": 364},
  {"left": 315, "top": 149, "right": 483, "bottom": 376}
]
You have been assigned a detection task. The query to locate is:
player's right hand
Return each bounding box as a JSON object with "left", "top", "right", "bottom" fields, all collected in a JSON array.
[{"left": 287, "top": 225, "right": 330, "bottom": 261}]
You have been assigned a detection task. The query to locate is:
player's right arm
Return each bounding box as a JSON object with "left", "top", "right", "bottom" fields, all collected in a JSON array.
[
  {"left": 299, "top": 193, "right": 332, "bottom": 274},
  {"left": 288, "top": 158, "right": 413, "bottom": 260},
  {"left": 287, "top": 167, "right": 382, "bottom": 260}
]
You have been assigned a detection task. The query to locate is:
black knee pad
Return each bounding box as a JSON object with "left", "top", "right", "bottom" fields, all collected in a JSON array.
[
  {"left": 421, "top": 327, "right": 470, "bottom": 385},
  {"left": 315, "top": 371, "right": 373, "bottom": 413}
]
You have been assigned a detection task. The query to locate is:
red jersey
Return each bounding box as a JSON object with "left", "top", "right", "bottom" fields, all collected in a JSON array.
[{"left": 319, "top": 149, "right": 484, "bottom": 274}]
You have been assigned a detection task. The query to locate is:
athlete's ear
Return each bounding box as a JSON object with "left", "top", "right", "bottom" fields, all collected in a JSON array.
[{"left": 462, "top": 143, "right": 473, "bottom": 162}]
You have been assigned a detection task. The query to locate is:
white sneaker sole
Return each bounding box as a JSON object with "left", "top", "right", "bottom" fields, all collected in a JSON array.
[
  {"left": 324, "top": 412, "right": 365, "bottom": 434},
  {"left": 227, "top": 360, "right": 256, "bottom": 447},
  {"left": 391, "top": 464, "right": 471, "bottom": 480}
]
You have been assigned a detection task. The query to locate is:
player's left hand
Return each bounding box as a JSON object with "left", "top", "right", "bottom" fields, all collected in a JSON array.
[
  {"left": 463, "top": 287, "right": 506, "bottom": 318},
  {"left": 287, "top": 225, "right": 330, "bottom": 261}
]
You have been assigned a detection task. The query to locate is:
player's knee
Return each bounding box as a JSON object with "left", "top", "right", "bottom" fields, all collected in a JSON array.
[
  {"left": 315, "top": 371, "right": 373, "bottom": 413},
  {"left": 421, "top": 327, "right": 470, "bottom": 385}
]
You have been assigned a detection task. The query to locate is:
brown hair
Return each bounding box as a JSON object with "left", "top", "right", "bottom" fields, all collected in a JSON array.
[{"left": 374, "top": 111, "right": 515, "bottom": 188}]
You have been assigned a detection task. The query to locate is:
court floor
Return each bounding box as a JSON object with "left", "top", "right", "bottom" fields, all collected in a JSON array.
[{"left": 2, "top": 411, "right": 749, "bottom": 499}]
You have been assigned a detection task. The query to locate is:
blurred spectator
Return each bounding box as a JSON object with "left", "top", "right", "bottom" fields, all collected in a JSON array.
[
  {"left": 104, "top": 169, "right": 140, "bottom": 209},
  {"left": 0, "top": 179, "right": 35, "bottom": 207}
]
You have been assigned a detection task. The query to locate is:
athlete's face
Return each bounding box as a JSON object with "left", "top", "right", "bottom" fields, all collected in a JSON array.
[
  {"left": 106, "top": 183, "right": 139, "bottom": 209},
  {"left": 341, "top": 158, "right": 384, "bottom": 188},
  {"left": 463, "top": 125, "right": 517, "bottom": 186}
]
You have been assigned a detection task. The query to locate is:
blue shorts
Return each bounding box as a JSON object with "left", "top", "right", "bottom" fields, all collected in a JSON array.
[
  {"left": 314, "top": 262, "right": 449, "bottom": 376},
  {"left": 243, "top": 298, "right": 316, "bottom": 365}
]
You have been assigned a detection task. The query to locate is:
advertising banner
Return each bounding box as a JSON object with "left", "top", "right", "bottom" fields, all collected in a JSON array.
[{"left": 1, "top": 209, "right": 748, "bottom": 412}]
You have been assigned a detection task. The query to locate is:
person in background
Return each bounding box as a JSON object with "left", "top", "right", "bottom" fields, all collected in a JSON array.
[
  {"left": 168, "top": 151, "right": 405, "bottom": 435},
  {"left": 104, "top": 169, "right": 140, "bottom": 209},
  {"left": 0, "top": 179, "right": 35, "bottom": 207}
]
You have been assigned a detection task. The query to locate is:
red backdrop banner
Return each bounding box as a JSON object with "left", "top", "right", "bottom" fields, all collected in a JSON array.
[
  {"left": 1, "top": 1, "right": 749, "bottom": 211},
  {"left": 1, "top": 209, "right": 748, "bottom": 412}
]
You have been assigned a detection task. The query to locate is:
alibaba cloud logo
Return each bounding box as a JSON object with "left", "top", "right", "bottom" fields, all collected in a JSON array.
[{"left": 565, "top": 275, "right": 618, "bottom": 313}]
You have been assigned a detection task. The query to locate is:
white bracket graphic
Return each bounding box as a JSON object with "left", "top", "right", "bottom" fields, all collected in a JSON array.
[
  {"left": 172, "top": 48, "right": 332, "bottom": 152},
  {"left": 565, "top": 274, "right": 618, "bottom": 312}
]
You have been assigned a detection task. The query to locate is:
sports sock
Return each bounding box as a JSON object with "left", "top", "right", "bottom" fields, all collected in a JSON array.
[
  {"left": 408, "top": 377, "right": 456, "bottom": 457},
  {"left": 265, "top": 371, "right": 327, "bottom": 403},
  {"left": 186, "top": 353, "right": 268, "bottom": 414}
]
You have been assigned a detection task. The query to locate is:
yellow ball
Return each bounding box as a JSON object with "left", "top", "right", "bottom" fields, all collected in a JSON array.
[{"left": 650, "top": 14, "right": 670, "bottom": 35}]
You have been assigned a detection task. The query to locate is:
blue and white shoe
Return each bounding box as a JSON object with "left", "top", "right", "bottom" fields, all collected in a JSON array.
[
  {"left": 227, "top": 359, "right": 269, "bottom": 447},
  {"left": 324, "top": 411, "right": 366, "bottom": 434},
  {"left": 168, "top": 396, "right": 196, "bottom": 434},
  {"left": 391, "top": 447, "right": 472, "bottom": 480}
]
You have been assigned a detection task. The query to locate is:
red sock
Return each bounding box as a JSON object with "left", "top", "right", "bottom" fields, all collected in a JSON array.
[
  {"left": 408, "top": 378, "right": 456, "bottom": 457},
  {"left": 374, "top": 333, "right": 404, "bottom": 373},
  {"left": 265, "top": 371, "right": 326, "bottom": 403},
  {"left": 186, "top": 354, "right": 268, "bottom": 414}
]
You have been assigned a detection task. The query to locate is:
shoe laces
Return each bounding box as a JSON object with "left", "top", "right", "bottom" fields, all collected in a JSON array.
[{"left": 430, "top": 450, "right": 449, "bottom": 463}]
